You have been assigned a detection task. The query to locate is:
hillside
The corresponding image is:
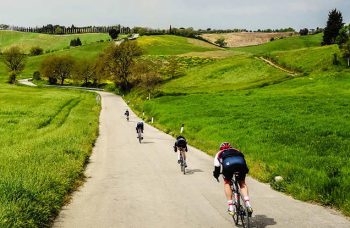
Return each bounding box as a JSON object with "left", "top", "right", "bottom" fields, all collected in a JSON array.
[
  {"left": 0, "top": 30, "right": 109, "bottom": 53},
  {"left": 127, "top": 33, "right": 350, "bottom": 216},
  {"left": 201, "top": 32, "right": 295, "bottom": 47}
]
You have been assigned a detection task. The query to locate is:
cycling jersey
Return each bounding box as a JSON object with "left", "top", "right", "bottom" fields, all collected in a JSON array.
[
  {"left": 174, "top": 137, "right": 188, "bottom": 152},
  {"left": 214, "top": 148, "right": 249, "bottom": 181}
]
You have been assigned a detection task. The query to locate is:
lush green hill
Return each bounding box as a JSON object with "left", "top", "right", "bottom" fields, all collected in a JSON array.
[
  {"left": 0, "top": 30, "right": 109, "bottom": 53},
  {"left": 137, "top": 35, "right": 219, "bottom": 55},
  {"left": 265, "top": 45, "right": 342, "bottom": 73},
  {"left": 127, "top": 33, "right": 350, "bottom": 215},
  {"left": 160, "top": 54, "right": 291, "bottom": 94}
]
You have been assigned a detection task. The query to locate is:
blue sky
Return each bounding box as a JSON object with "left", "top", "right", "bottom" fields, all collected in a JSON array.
[{"left": 1, "top": 0, "right": 349, "bottom": 30}]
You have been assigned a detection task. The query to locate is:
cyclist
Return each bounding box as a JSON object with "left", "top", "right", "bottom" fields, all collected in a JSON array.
[
  {"left": 124, "top": 109, "right": 129, "bottom": 120},
  {"left": 136, "top": 121, "right": 144, "bottom": 134},
  {"left": 174, "top": 136, "right": 188, "bottom": 167},
  {"left": 213, "top": 142, "right": 253, "bottom": 216}
]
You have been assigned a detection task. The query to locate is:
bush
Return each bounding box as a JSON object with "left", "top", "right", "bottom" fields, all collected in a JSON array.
[
  {"left": 29, "top": 46, "right": 43, "bottom": 56},
  {"left": 33, "top": 71, "right": 41, "bottom": 80},
  {"left": 8, "top": 72, "right": 16, "bottom": 84},
  {"left": 70, "top": 38, "right": 82, "bottom": 47}
]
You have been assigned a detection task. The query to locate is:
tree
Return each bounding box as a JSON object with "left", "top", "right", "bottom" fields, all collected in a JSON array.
[
  {"left": 40, "top": 55, "right": 75, "bottom": 85},
  {"left": 131, "top": 60, "right": 162, "bottom": 93},
  {"left": 29, "top": 46, "right": 44, "bottom": 56},
  {"left": 2, "top": 46, "right": 26, "bottom": 83},
  {"left": 299, "top": 28, "right": 309, "bottom": 36},
  {"left": 336, "top": 25, "right": 349, "bottom": 45},
  {"left": 102, "top": 41, "right": 143, "bottom": 91},
  {"left": 215, "top": 37, "right": 227, "bottom": 47},
  {"left": 70, "top": 38, "right": 82, "bottom": 47},
  {"left": 109, "top": 28, "right": 120, "bottom": 40},
  {"left": 74, "top": 59, "right": 96, "bottom": 85},
  {"left": 322, "top": 9, "right": 344, "bottom": 45},
  {"left": 164, "top": 56, "right": 185, "bottom": 79},
  {"left": 341, "top": 40, "right": 350, "bottom": 67}
]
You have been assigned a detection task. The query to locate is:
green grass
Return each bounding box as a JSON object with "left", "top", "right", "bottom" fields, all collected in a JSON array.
[
  {"left": 132, "top": 71, "right": 350, "bottom": 215},
  {"left": 0, "top": 31, "right": 110, "bottom": 53},
  {"left": 0, "top": 84, "right": 100, "bottom": 226},
  {"left": 160, "top": 54, "right": 291, "bottom": 93},
  {"left": 137, "top": 35, "right": 219, "bottom": 55},
  {"left": 233, "top": 33, "right": 323, "bottom": 55},
  {"left": 265, "top": 45, "right": 342, "bottom": 73}
]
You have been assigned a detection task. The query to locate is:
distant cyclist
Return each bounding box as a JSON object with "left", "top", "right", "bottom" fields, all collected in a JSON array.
[
  {"left": 213, "top": 142, "right": 253, "bottom": 216},
  {"left": 174, "top": 136, "right": 188, "bottom": 167},
  {"left": 136, "top": 121, "right": 144, "bottom": 133},
  {"left": 124, "top": 109, "right": 129, "bottom": 121}
]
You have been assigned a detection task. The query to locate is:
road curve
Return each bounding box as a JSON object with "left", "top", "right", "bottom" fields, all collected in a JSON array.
[{"left": 54, "top": 92, "right": 349, "bottom": 228}]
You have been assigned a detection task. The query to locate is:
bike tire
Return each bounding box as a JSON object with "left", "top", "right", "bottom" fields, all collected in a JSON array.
[{"left": 239, "top": 204, "right": 250, "bottom": 228}]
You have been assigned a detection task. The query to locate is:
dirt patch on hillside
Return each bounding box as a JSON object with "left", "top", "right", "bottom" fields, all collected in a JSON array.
[{"left": 201, "top": 32, "right": 296, "bottom": 48}]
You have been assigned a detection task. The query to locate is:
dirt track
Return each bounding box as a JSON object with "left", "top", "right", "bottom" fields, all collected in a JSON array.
[{"left": 54, "top": 92, "right": 350, "bottom": 228}]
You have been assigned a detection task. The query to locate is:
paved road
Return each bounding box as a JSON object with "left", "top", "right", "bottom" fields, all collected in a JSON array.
[
  {"left": 18, "top": 78, "right": 37, "bottom": 87},
  {"left": 54, "top": 92, "right": 350, "bottom": 228}
]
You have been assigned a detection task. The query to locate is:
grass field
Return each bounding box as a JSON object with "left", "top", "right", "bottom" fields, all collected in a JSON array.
[
  {"left": 137, "top": 35, "right": 219, "bottom": 55},
  {"left": 0, "top": 84, "right": 100, "bottom": 226},
  {"left": 0, "top": 33, "right": 220, "bottom": 81},
  {"left": 0, "top": 31, "right": 109, "bottom": 53},
  {"left": 126, "top": 33, "right": 350, "bottom": 215}
]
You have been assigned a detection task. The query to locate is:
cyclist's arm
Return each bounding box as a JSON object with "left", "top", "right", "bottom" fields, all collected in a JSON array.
[{"left": 214, "top": 151, "right": 221, "bottom": 167}]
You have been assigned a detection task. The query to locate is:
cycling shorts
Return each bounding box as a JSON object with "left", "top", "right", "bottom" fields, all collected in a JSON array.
[{"left": 222, "top": 156, "right": 247, "bottom": 182}]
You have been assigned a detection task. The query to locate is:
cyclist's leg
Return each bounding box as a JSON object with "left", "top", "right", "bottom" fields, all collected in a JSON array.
[
  {"left": 238, "top": 174, "right": 253, "bottom": 213},
  {"left": 222, "top": 168, "right": 234, "bottom": 200},
  {"left": 182, "top": 149, "right": 186, "bottom": 161},
  {"left": 224, "top": 179, "right": 235, "bottom": 214}
]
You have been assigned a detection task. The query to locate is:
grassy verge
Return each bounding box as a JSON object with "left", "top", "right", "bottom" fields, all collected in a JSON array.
[{"left": 0, "top": 85, "right": 100, "bottom": 226}]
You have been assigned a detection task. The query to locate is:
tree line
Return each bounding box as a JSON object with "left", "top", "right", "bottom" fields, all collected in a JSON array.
[
  {"left": 6, "top": 24, "right": 131, "bottom": 35},
  {"left": 1, "top": 41, "right": 170, "bottom": 93}
]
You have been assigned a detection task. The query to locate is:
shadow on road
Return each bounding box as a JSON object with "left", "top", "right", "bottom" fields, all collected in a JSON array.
[
  {"left": 185, "top": 169, "right": 204, "bottom": 175},
  {"left": 250, "top": 214, "right": 277, "bottom": 228},
  {"left": 141, "top": 141, "right": 154, "bottom": 144}
]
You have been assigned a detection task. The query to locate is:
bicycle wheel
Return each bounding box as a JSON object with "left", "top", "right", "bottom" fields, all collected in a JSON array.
[
  {"left": 239, "top": 205, "right": 250, "bottom": 228},
  {"left": 137, "top": 130, "right": 142, "bottom": 143},
  {"left": 182, "top": 162, "right": 186, "bottom": 175}
]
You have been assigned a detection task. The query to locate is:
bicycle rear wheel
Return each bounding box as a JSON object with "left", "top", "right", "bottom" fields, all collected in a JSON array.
[
  {"left": 138, "top": 131, "right": 142, "bottom": 143},
  {"left": 239, "top": 204, "right": 250, "bottom": 228}
]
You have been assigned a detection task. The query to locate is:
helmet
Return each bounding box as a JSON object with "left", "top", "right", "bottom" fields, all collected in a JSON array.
[{"left": 220, "top": 142, "right": 231, "bottom": 150}]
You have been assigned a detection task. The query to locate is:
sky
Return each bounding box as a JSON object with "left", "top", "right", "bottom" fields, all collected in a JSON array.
[{"left": 1, "top": 0, "right": 350, "bottom": 30}]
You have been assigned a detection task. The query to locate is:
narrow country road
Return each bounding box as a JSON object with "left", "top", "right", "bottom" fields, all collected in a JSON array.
[{"left": 54, "top": 92, "right": 349, "bottom": 228}]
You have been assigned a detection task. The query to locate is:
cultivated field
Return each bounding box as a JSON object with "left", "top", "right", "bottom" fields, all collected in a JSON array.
[{"left": 201, "top": 32, "right": 295, "bottom": 47}]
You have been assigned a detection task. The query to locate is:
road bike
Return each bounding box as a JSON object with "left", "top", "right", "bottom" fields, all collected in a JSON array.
[
  {"left": 126, "top": 115, "right": 129, "bottom": 121},
  {"left": 231, "top": 172, "right": 251, "bottom": 228},
  {"left": 137, "top": 128, "right": 143, "bottom": 143},
  {"left": 216, "top": 172, "right": 251, "bottom": 228},
  {"left": 178, "top": 147, "right": 186, "bottom": 174}
]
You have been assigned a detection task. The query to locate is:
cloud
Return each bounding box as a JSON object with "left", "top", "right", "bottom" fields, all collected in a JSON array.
[{"left": 0, "top": 0, "right": 349, "bottom": 29}]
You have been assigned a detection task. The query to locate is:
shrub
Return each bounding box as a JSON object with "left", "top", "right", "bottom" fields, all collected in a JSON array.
[
  {"left": 70, "top": 38, "right": 82, "bottom": 47},
  {"left": 33, "top": 71, "right": 41, "bottom": 80},
  {"left": 29, "top": 46, "right": 43, "bottom": 56},
  {"left": 8, "top": 72, "right": 16, "bottom": 84}
]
